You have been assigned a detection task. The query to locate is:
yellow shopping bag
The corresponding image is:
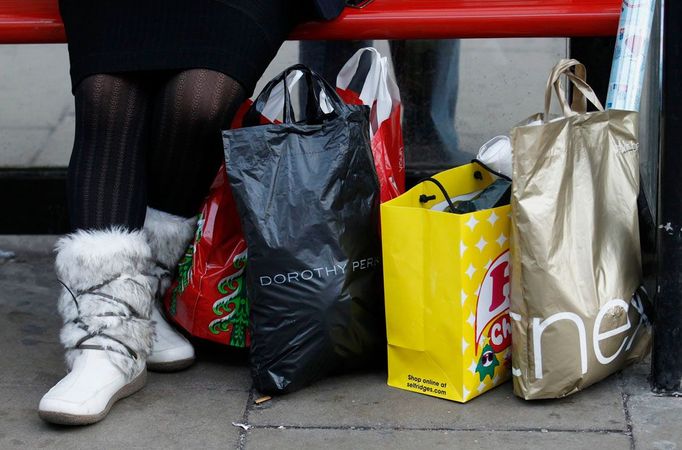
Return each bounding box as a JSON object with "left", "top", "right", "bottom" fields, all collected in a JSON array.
[{"left": 381, "top": 163, "right": 512, "bottom": 402}]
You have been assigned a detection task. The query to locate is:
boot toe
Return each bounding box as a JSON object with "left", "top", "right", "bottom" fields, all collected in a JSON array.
[
  {"left": 38, "top": 351, "right": 146, "bottom": 425},
  {"left": 147, "top": 341, "right": 195, "bottom": 372},
  {"left": 39, "top": 395, "right": 90, "bottom": 417}
]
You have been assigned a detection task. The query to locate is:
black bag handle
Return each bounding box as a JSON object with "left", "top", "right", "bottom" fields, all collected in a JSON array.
[
  {"left": 418, "top": 160, "right": 511, "bottom": 209},
  {"left": 471, "top": 158, "right": 512, "bottom": 182},
  {"left": 418, "top": 177, "right": 457, "bottom": 211},
  {"left": 242, "top": 64, "right": 349, "bottom": 127}
]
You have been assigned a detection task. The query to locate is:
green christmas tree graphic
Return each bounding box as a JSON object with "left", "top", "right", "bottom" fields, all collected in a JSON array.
[
  {"left": 168, "top": 214, "right": 203, "bottom": 316},
  {"left": 208, "top": 250, "right": 249, "bottom": 347}
]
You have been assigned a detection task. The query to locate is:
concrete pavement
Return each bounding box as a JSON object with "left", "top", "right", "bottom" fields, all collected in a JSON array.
[{"left": 0, "top": 236, "right": 679, "bottom": 450}]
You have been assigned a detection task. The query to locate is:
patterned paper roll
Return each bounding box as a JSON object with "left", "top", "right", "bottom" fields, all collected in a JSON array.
[{"left": 605, "top": 0, "right": 657, "bottom": 111}]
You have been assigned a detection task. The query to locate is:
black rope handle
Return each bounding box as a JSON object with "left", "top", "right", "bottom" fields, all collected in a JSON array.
[
  {"left": 471, "top": 158, "right": 512, "bottom": 181},
  {"left": 418, "top": 159, "right": 511, "bottom": 211},
  {"left": 418, "top": 177, "right": 457, "bottom": 212}
]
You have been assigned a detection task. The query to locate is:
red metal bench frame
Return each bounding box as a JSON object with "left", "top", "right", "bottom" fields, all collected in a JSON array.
[{"left": 0, "top": 0, "right": 621, "bottom": 43}]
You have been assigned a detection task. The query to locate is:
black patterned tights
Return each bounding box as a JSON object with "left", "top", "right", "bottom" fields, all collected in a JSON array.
[{"left": 67, "top": 69, "right": 245, "bottom": 231}]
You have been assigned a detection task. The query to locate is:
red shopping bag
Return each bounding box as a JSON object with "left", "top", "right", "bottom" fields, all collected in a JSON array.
[
  {"left": 336, "top": 47, "right": 405, "bottom": 201},
  {"left": 162, "top": 167, "right": 250, "bottom": 347}
]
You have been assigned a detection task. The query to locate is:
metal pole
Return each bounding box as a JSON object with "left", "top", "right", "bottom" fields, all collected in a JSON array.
[{"left": 652, "top": 0, "right": 682, "bottom": 393}]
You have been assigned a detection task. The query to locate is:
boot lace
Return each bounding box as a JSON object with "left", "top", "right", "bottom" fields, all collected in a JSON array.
[{"left": 58, "top": 275, "right": 148, "bottom": 361}]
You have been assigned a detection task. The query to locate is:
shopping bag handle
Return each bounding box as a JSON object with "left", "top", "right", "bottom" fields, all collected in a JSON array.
[
  {"left": 544, "top": 59, "right": 604, "bottom": 120},
  {"left": 471, "top": 158, "right": 511, "bottom": 182},
  {"left": 418, "top": 160, "right": 509, "bottom": 210},
  {"left": 243, "top": 64, "right": 348, "bottom": 126},
  {"left": 337, "top": 47, "right": 400, "bottom": 138},
  {"left": 418, "top": 177, "right": 457, "bottom": 212}
]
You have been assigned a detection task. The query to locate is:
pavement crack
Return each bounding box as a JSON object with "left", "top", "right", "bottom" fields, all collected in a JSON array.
[
  {"left": 245, "top": 424, "right": 628, "bottom": 434},
  {"left": 622, "top": 391, "right": 635, "bottom": 450},
  {"left": 236, "top": 386, "right": 256, "bottom": 450},
  {"left": 618, "top": 371, "right": 636, "bottom": 450}
]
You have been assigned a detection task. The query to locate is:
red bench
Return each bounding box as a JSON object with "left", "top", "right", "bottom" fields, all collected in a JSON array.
[{"left": 1, "top": 0, "right": 621, "bottom": 43}]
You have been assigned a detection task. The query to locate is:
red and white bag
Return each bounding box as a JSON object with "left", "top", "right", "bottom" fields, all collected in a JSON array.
[
  {"left": 244, "top": 47, "right": 405, "bottom": 200},
  {"left": 163, "top": 166, "right": 250, "bottom": 347},
  {"left": 337, "top": 47, "right": 405, "bottom": 200}
]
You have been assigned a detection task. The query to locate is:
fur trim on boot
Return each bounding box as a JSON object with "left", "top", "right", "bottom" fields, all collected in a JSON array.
[
  {"left": 55, "top": 227, "right": 155, "bottom": 380},
  {"left": 143, "top": 207, "right": 198, "bottom": 298},
  {"left": 143, "top": 207, "right": 198, "bottom": 371}
]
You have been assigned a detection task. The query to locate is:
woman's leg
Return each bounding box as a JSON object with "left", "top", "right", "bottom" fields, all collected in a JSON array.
[
  {"left": 140, "top": 69, "right": 246, "bottom": 371},
  {"left": 40, "top": 73, "right": 158, "bottom": 425},
  {"left": 146, "top": 68, "right": 246, "bottom": 217},
  {"left": 68, "top": 73, "right": 153, "bottom": 231}
]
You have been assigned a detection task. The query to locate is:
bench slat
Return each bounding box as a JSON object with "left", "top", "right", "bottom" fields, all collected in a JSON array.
[
  {"left": 296, "top": 0, "right": 621, "bottom": 40},
  {"left": 0, "top": 0, "right": 621, "bottom": 44}
]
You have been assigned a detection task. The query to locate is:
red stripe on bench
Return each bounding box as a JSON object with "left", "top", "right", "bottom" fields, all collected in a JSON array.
[{"left": 0, "top": 0, "right": 621, "bottom": 44}]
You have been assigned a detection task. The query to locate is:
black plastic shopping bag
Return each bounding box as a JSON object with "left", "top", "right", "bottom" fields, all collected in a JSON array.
[{"left": 223, "top": 65, "right": 384, "bottom": 394}]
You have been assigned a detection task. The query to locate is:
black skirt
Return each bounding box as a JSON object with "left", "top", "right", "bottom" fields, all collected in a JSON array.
[{"left": 59, "top": 0, "right": 305, "bottom": 94}]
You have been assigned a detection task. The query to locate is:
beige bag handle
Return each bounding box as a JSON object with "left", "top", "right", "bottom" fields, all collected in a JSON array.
[{"left": 544, "top": 59, "right": 604, "bottom": 120}]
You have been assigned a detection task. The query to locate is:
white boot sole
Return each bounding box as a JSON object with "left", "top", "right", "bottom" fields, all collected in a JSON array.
[
  {"left": 147, "top": 357, "right": 195, "bottom": 373},
  {"left": 38, "top": 369, "right": 147, "bottom": 426}
]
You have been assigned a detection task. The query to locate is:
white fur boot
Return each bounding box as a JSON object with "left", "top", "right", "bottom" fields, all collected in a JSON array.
[
  {"left": 39, "top": 228, "right": 155, "bottom": 425},
  {"left": 143, "top": 208, "right": 197, "bottom": 372}
]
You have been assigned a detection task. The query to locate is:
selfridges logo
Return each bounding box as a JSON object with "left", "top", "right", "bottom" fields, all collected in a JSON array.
[
  {"left": 259, "top": 256, "right": 380, "bottom": 286},
  {"left": 476, "top": 250, "right": 511, "bottom": 353}
]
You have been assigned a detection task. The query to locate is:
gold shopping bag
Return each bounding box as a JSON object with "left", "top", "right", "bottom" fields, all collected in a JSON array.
[
  {"left": 382, "top": 163, "right": 512, "bottom": 402},
  {"left": 510, "top": 59, "right": 652, "bottom": 399}
]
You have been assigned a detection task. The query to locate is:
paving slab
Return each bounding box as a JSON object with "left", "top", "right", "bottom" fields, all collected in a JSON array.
[
  {"left": 0, "top": 235, "right": 58, "bottom": 255},
  {"left": 619, "top": 357, "right": 682, "bottom": 448},
  {"left": 0, "top": 253, "right": 64, "bottom": 387},
  {"left": 31, "top": 114, "right": 75, "bottom": 167},
  {"left": 621, "top": 358, "right": 654, "bottom": 398},
  {"left": 0, "top": 45, "right": 73, "bottom": 129},
  {"left": 0, "top": 128, "right": 52, "bottom": 167},
  {"left": 456, "top": 38, "right": 567, "bottom": 153},
  {"left": 0, "top": 383, "right": 247, "bottom": 449},
  {"left": 248, "top": 371, "right": 627, "bottom": 432},
  {"left": 629, "top": 395, "right": 682, "bottom": 450},
  {"left": 0, "top": 304, "right": 65, "bottom": 388},
  {"left": 148, "top": 349, "right": 251, "bottom": 392}
]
